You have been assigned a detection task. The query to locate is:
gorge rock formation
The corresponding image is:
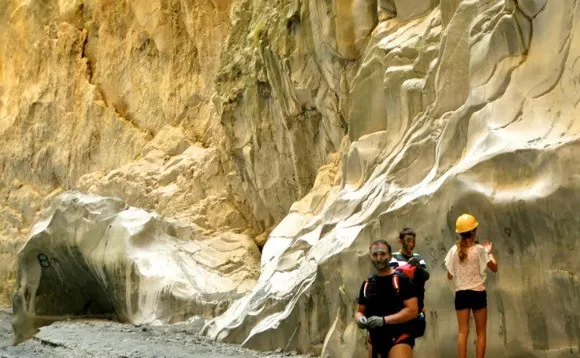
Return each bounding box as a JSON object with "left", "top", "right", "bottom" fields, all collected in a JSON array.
[
  {"left": 12, "top": 191, "right": 260, "bottom": 343},
  {"left": 1, "top": 0, "right": 260, "bottom": 302},
  {"left": 1, "top": 0, "right": 579, "bottom": 357},
  {"left": 207, "top": 0, "right": 580, "bottom": 357}
]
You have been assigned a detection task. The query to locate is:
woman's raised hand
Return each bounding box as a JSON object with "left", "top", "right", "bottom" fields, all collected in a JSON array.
[{"left": 481, "top": 240, "right": 493, "bottom": 254}]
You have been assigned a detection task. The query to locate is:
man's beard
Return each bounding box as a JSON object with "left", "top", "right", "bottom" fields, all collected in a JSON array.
[{"left": 372, "top": 259, "right": 389, "bottom": 271}]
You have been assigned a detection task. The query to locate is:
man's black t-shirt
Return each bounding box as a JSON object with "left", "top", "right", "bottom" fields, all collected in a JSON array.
[{"left": 358, "top": 273, "right": 417, "bottom": 349}]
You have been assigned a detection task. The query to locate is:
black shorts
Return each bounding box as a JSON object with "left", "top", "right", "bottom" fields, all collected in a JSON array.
[
  {"left": 371, "top": 334, "right": 415, "bottom": 357},
  {"left": 455, "top": 289, "right": 487, "bottom": 310}
]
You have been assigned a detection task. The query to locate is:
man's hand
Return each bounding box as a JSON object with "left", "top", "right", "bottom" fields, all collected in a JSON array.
[
  {"left": 356, "top": 316, "right": 368, "bottom": 329},
  {"left": 408, "top": 257, "right": 420, "bottom": 266},
  {"left": 366, "top": 316, "right": 385, "bottom": 329}
]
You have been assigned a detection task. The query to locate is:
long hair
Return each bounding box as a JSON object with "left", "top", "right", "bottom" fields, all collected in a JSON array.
[{"left": 456, "top": 230, "right": 475, "bottom": 262}]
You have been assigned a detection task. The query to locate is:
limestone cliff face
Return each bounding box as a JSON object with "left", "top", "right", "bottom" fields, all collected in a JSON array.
[
  {"left": 205, "top": 0, "right": 580, "bottom": 357},
  {"left": 0, "top": 0, "right": 252, "bottom": 302},
  {"left": 2, "top": 0, "right": 580, "bottom": 357},
  {"left": 213, "top": 0, "right": 375, "bottom": 226},
  {"left": 12, "top": 191, "right": 260, "bottom": 344}
]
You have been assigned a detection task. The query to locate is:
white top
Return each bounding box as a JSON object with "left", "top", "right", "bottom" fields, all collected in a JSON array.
[
  {"left": 389, "top": 251, "right": 427, "bottom": 267},
  {"left": 445, "top": 244, "right": 491, "bottom": 291}
]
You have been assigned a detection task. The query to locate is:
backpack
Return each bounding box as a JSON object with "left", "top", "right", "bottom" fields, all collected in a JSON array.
[{"left": 392, "top": 264, "right": 426, "bottom": 338}]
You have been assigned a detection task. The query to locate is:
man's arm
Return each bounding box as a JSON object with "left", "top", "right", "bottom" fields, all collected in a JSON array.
[
  {"left": 419, "top": 266, "right": 430, "bottom": 281},
  {"left": 354, "top": 282, "right": 368, "bottom": 327},
  {"left": 385, "top": 274, "right": 418, "bottom": 323},
  {"left": 355, "top": 304, "right": 366, "bottom": 320},
  {"left": 354, "top": 304, "right": 369, "bottom": 329},
  {"left": 383, "top": 297, "right": 418, "bottom": 324}
]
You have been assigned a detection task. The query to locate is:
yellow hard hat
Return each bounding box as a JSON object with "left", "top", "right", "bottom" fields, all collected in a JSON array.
[{"left": 455, "top": 214, "right": 478, "bottom": 233}]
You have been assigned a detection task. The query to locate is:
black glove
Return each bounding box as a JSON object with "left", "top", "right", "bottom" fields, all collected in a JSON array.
[
  {"left": 366, "top": 316, "right": 385, "bottom": 329},
  {"left": 356, "top": 316, "right": 368, "bottom": 329}
]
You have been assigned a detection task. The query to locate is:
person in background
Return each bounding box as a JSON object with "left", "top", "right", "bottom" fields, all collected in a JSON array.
[
  {"left": 390, "top": 227, "right": 430, "bottom": 310},
  {"left": 445, "top": 214, "right": 498, "bottom": 358},
  {"left": 355, "top": 240, "right": 418, "bottom": 358}
]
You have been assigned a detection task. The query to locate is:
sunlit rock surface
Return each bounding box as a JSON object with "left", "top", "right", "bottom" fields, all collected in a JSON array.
[
  {"left": 12, "top": 191, "right": 260, "bottom": 344},
  {"left": 204, "top": 1, "right": 580, "bottom": 357},
  {"left": 0, "top": 0, "right": 259, "bottom": 304}
]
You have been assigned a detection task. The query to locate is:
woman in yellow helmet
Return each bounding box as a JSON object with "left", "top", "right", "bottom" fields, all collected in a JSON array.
[{"left": 444, "top": 214, "right": 498, "bottom": 358}]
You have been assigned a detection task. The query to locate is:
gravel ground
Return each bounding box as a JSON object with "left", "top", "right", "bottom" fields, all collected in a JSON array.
[{"left": 0, "top": 310, "right": 312, "bottom": 358}]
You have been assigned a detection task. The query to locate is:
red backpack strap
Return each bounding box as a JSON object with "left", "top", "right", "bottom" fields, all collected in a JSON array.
[{"left": 392, "top": 273, "right": 400, "bottom": 295}]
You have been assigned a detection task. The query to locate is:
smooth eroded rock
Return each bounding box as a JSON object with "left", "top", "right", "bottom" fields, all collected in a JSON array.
[
  {"left": 203, "top": 1, "right": 580, "bottom": 357},
  {"left": 12, "top": 191, "right": 260, "bottom": 344}
]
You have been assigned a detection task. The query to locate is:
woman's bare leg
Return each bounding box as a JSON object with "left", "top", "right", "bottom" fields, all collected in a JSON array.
[
  {"left": 456, "top": 309, "right": 470, "bottom": 358},
  {"left": 473, "top": 307, "right": 488, "bottom": 358}
]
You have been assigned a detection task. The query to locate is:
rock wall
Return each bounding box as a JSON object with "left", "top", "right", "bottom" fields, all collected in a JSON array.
[
  {"left": 12, "top": 191, "right": 260, "bottom": 344},
  {"left": 0, "top": 0, "right": 258, "bottom": 304},
  {"left": 2, "top": 0, "right": 580, "bottom": 357},
  {"left": 205, "top": 0, "right": 580, "bottom": 357}
]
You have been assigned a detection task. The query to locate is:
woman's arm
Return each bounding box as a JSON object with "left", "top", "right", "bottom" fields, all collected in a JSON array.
[
  {"left": 482, "top": 240, "right": 498, "bottom": 272},
  {"left": 487, "top": 253, "right": 498, "bottom": 272},
  {"left": 444, "top": 246, "right": 455, "bottom": 280}
]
